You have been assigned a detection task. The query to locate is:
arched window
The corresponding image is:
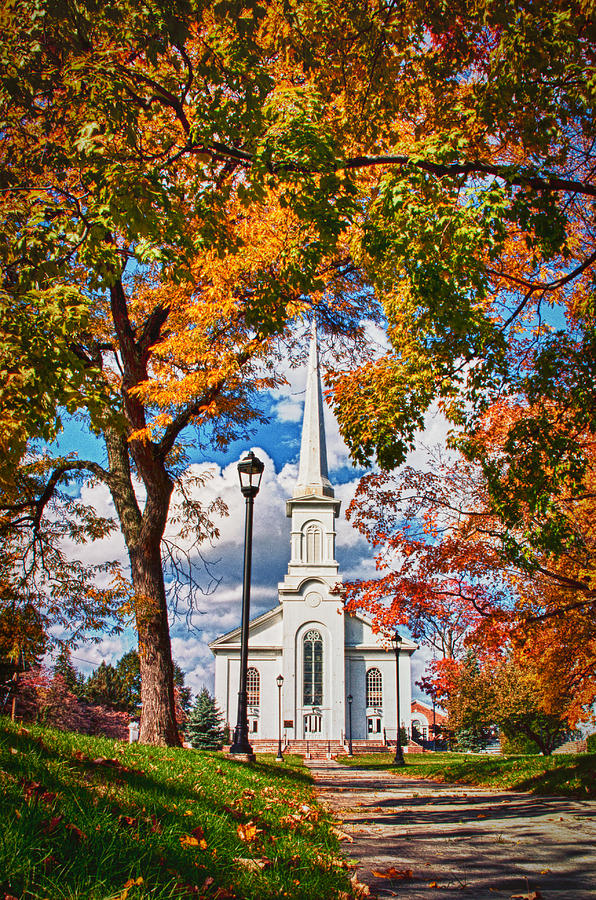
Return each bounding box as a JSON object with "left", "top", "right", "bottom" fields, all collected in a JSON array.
[
  {"left": 303, "top": 629, "right": 323, "bottom": 706},
  {"left": 246, "top": 667, "right": 260, "bottom": 706},
  {"left": 303, "top": 523, "right": 322, "bottom": 563},
  {"left": 366, "top": 668, "right": 383, "bottom": 707}
]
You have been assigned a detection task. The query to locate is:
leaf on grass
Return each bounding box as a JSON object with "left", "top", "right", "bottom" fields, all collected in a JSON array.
[
  {"left": 510, "top": 892, "right": 542, "bottom": 900},
  {"left": 330, "top": 826, "right": 353, "bottom": 842},
  {"left": 237, "top": 822, "right": 258, "bottom": 843},
  {"left": 180, "top": 835, "right": 200, "bottom": 848},
  {"left": 349, "top": 873, "right": 371, "bottom": 897},
  {"left": 233, "top": 857, "right": 272, "bottom": 872},
  {"left": 148, "top": 814, "right": 162, "bottom": 834},
  {"left": 41, "top": 815, "right": 64, "bottom": 834},
  {"left": 65, "top": 823, "right": 87, "bottom": 842},
  {"left": 118, "top": 815, "right": 138, "bottom": 828},
  {"left": 113, "top": 876, "right": 143, "bottom": 900}
]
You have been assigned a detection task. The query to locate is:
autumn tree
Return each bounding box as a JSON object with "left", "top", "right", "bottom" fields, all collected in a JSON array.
[
  {"left": 326, "top": 0, "right": 596, "bottom": 572},
  {"left": 4, "top": 1, "right": 593, "bottom": 747},
  {"left": 448, "top": 650, "right": 572, "bottom": 756},
  {"left": 345, "top": 433, "right": 596, "bottom": 727},
  {"left": 0, "top": 0, "right": 376, "bottom": 744}
]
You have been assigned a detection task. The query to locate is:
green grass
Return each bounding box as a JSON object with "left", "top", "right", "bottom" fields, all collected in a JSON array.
[
  {"left": 0, "top": 717, "right": 354, "bottom": 899},
  {"left": 338, "top": 750, "right": 596, "bottom": 798}
]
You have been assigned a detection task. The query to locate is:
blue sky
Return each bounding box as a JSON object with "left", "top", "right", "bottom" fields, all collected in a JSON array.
[{"left": 50, "top": 341, "right": 437, "bottom": 702}]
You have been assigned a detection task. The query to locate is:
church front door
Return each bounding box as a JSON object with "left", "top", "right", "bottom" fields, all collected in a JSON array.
[{"left": 303, "top": 712, "right": 322, "bottom": 735}]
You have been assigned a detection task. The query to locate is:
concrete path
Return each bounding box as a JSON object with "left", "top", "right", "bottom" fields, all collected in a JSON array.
[{"left": 305, "top": 759, "right": 596, "bottom": 899}]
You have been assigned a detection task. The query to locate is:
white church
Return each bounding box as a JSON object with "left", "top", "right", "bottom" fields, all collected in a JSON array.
[{"left": 210, "top": 325, "right": 416, "bottom": 748}]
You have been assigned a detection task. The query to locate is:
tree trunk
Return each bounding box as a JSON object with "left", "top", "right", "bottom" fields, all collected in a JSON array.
[
  {"left": 104, "top": 428, "right": 179, "bottom": 747},
  {"left": 131, "top": 540, "right": 180, "bottom": 746}
]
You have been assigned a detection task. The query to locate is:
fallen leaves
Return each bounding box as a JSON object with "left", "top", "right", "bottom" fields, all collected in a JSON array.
[
  {"left": 236, "top": 821, "right": 258, "bottom": 843},
  {"left": 233, "top": 856, "right": 272, "bottom": 872},
  {"left": 330, "top": 825, "right": 353, "bottom": 842},
  {"left": 372, "top": 867, "right": 413, "bottom": 880},
  {"left": 510, "top": 892, "right": 542, "bottom": 900},
  {"left": 113, "top": 876, "right": 143, "bottom": 900},
  {"left": 65, "top": 822, "right": 87, "bottom": 842},
  {"left": 179, "top": 826, "right": 208, "bottom": 851}
]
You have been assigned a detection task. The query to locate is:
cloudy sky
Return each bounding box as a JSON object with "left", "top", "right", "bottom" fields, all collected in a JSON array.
[{"left": 54, "top": 332, "right": 444, "bottom": 701}]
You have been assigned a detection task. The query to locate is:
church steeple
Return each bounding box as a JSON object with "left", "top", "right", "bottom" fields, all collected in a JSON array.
[{"left": 293, "top": 320, "right": 335, "bottom": 499}]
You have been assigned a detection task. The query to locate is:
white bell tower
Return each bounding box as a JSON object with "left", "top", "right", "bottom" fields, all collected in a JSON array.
[{"left": 278, "top": 321, "right": 344, "bottom": 741}]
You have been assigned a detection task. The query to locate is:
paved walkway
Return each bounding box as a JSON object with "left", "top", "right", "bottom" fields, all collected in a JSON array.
[{"left": 305, "top": 759, "right": 596, "bottom": 899}]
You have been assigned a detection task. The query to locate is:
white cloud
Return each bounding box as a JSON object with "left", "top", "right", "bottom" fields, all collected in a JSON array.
[{"left": 58, "top": 321, "right": 452, "bottom": 702}]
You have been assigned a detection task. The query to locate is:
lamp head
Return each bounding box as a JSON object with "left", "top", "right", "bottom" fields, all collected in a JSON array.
[
  {"left": 276, "top": 674, "right": 284, "bottom": 688},
  {"left": 392, "top": 630, "right": 402, "bottom": 650},
  {"left": 347, "top": 694, "right": 353, "bottom": 704},
  {"left": 237, "top": 451, "right": 265, "bottom": 497}
]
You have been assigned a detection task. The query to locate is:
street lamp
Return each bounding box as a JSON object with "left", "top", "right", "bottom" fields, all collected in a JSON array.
[
  {"left": 230, "top": 452, "right": 264, "bottom": 760},
  {"left": 276, "top": 674, "right": 284, "bottom": 762},
  {"left": 392, "top": 631, "right": 405, "bottom": 766},
  {"left": 347, "top": 694, "right": 353, "bottom": 756},
  {"left": 432, "top": 695, "right": 436, "bottom": 752}
]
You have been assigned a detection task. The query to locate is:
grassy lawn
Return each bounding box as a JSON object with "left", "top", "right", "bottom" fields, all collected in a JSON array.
[
  {"left": 338, "top": 750, "right": 596, "bottom": 799},
  {"left": 0, "top": 717, "right": 355, "bottom": 899}
]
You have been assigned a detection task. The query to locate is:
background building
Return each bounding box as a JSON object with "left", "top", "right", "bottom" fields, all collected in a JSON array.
[{"left": 210, "top": 324, "right": 416, "bottom": 746}]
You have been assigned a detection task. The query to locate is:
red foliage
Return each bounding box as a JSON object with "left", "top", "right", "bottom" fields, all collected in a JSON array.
[{"left": 10, "top": 667, "right": 129, "bottom": 739}]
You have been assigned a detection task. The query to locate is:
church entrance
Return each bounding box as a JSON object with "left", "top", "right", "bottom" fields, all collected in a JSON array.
[
  {"left": 303, "top": 712, "right": 323, "bottom": 735},
  {"left": 302, "top": 628, "right": 326, "bottom": 738}
]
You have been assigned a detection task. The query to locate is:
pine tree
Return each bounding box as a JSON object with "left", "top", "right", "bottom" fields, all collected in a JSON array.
[
  {"left": 84, "top": 661, "right": 126, "bottom": 709},
  {"left": 186, "top": 688, "right": 225, "bottom": 750},
  {"left": 54, "top": 647, "right": 83, "bottom": 697},
  {"left": 115, "top": 650, "right": 142, "bottom": 713}
]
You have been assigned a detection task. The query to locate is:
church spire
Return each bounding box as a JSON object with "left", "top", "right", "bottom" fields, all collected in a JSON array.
[{"left": 293, "top": 320, "right": 335, "bottom": 499}]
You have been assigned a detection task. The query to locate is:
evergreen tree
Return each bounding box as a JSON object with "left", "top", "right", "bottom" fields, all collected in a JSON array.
[
  {"left": 173, "top": 663, "right": 192, "bottom": 715},
  {"left": 115, "top": 650, "right": 142, "bottom": 713},
  {"left": 455, "top": 726, "right": 490, "bottom": 753},
  {"left": 186, "top": 688, "right": 225, "bottom": 750},
  {"left": 84, "top": 661, "right": 127, "bottom": 709},
  {"left": 54, "top": 647, "right": 83, "bottom": 697}
]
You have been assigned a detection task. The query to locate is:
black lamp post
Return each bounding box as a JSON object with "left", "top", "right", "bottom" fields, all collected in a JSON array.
[
  {"left": 392, "top": 631, "right": 405, "bottom": 766},
  {"left": 432, "top": 695, "right": 436, "bottom": 751},
  {"left": 347, "top": 694, "right": 353, "bottom": 756},
  {"left": 276, "top": 674, "right": 284, "bottom": 762},
  {"left": 230, "top": 451, "right": 264, "bottom": 760}
]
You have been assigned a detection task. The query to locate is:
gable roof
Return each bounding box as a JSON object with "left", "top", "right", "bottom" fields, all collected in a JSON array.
[{"left": 208, "top": 604, "right": 283, "bottom": 651}]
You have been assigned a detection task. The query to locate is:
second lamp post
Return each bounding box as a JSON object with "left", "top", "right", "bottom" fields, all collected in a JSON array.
[
  {"left": 392, "top": 631, "right": 405, "bottom": 766},
  {"left": 276, "top": 674, "right": 284, "bottom": 761},
  {"left": 229, "top": 452, "right": 264, "bottom": 760}
]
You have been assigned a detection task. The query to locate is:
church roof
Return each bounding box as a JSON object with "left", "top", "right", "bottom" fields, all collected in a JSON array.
[
  {"left": 293, "top": 320, "right": 334, "bottom": 499},
  {"left": 209, "top": 601, "right": 418, "bottom": 654},
  {"left": 208, "top": 604, "right": 282, "bottom": 650}
]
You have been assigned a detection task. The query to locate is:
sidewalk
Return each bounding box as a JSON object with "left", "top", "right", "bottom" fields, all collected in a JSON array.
[{"left": 305, "top": 759, "right": 596, "bottom": 899}]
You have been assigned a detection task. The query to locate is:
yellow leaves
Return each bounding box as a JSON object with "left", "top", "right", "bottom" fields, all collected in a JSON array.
[
  {"left": 179, "top": 825, "right": 208, "bottom": 850},
  {"left": 330, "top": 825, "right": 353, "bottom": 842},
  {"left": 113, "top": 877, "right": 143, "bottom": 900},
  {"left": 236, "top": 821, "right": 259, "bottom": 843}
]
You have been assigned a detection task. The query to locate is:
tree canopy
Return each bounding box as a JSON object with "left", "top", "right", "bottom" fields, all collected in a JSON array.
[{"left": 2, "top": 0, "right": 594, "bottom": 743}]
